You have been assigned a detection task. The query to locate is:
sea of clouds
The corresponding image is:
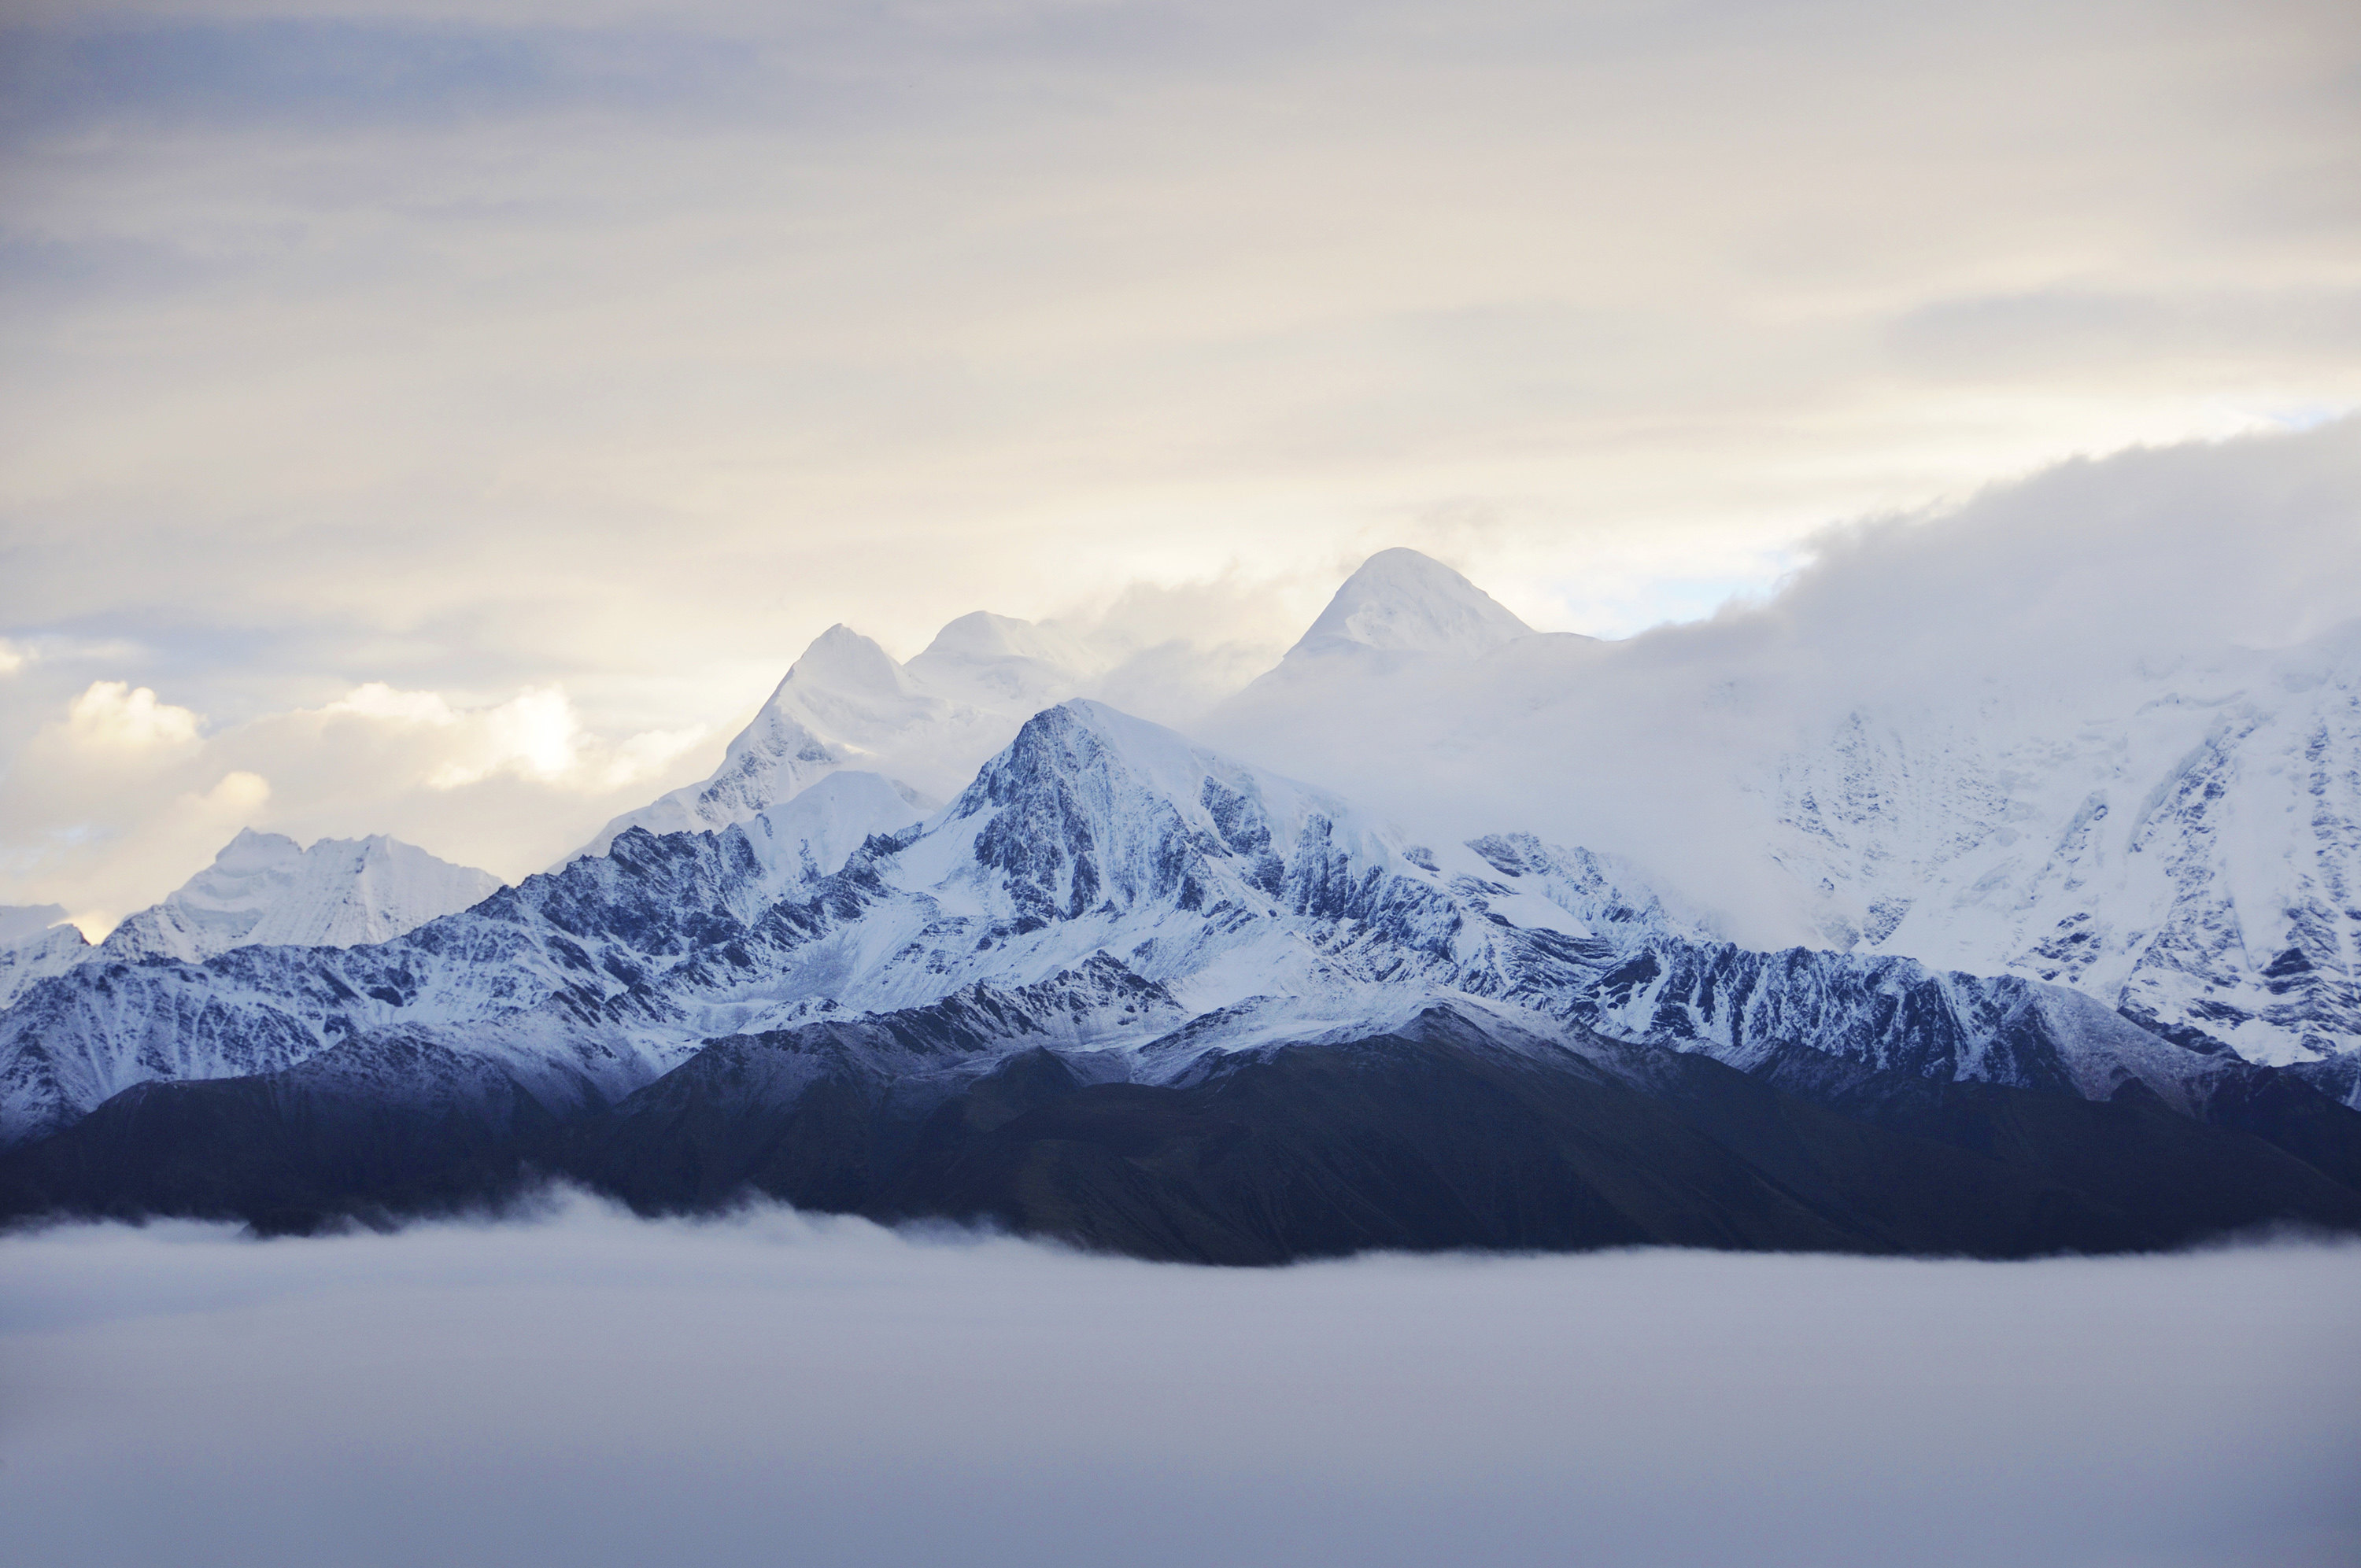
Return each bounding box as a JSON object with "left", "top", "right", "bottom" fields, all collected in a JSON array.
[{"left": 4, "top": 1197, "right": 2356, "bottom": 1568}]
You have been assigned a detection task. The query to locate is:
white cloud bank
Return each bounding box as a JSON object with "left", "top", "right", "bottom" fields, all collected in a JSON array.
[
  {"left": 0, "top": 674, "right": 717, "bottom": 925},
  {"left": 4, "top": 415, "right": 2355, "bottom": 928},
  {"left": 1203, "top": 417, "right": 2361, "bottom": 946},
  {"left": 1, "top": 1199, "right": 2355, "bottom": 1568}
]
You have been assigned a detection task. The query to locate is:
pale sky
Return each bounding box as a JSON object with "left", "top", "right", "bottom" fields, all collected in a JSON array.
[{"left": 2, "top": 0, "right": 2358, "bottom": 921}]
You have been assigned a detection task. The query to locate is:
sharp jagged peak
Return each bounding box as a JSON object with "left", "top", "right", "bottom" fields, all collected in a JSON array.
[
  {"left": 953, "top": 699, "right": 1217, "bottom": 812},
  {"left": 928, "top": 701, "right": 1391, "bottom": 867},
  {"left": 1289, "top": 548, "right": 1535, "bottom": 660},
  {"left": 578, "top": 563, "right": 1518, "bottom": 877},
  {"left": 911, "top": 698, "right": 1405, "bottom": 916}
]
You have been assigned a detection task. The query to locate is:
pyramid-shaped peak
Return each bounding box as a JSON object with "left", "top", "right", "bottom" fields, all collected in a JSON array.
[
  {"left": 1291, "top": 548, "right": 1534, "bottom": 659},
  {"left": 784, "top": 623, "right": 912, "bottom": 697},
  {"left": 212, "top": 828, "right": 302, "bottom": 867},
  {"left": 958, "top": 699, "right": 1204, "bottom": 805},
  {"left": 949, "top": 699, "right": 1365, "bottom": 858}
]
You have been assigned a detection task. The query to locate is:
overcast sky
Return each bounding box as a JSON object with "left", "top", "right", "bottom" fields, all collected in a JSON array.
[{"left": 2, "top": 0, "right": 2357, "bottom": 919}]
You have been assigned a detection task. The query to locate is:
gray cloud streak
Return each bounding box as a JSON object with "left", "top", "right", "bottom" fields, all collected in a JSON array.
[{"left": 2, "top": 1200, "right": 2358, "bottom": 1567}]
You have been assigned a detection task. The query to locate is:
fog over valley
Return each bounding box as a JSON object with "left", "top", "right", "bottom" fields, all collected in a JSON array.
[{"left": 4, "top": 1202, "right": 2357, "bottom": 1568}]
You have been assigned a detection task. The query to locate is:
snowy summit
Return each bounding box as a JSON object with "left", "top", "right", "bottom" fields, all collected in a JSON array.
[
  {"left": 1288, "top": 548, "right": 1535, "bottom": 660},
  {"left": 100, "top": 829, "right": 503, "bottom": 963}
]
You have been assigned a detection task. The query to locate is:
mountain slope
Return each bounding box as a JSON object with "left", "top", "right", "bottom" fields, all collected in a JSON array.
[
  {"left": 0, "top": 700, "right": 2304, "bottom": 1143},
  {"left": 1204, "top": 555, "right": 2361, "bottom": 1088},
  {"left": 578, "top": 551, "right": 1540, "bottom": 872},
  {"left": 1765, "top": 629, "right": 2361, "bottom": 1068},
  {"left": 9, "top": 988, "right": 2356, "bottom": 1256},
  {"left": 100, "top": 829, "right": 503, "bottom": 964},
  {"left": 571, "top": 616, "right": 1116, "bottom": 863},
  {"left": 0, "top": 833, "right": 501, "bottom": 1010},
  {"left": 0, "top": 908, "right": 90, "bottom": 1011}
]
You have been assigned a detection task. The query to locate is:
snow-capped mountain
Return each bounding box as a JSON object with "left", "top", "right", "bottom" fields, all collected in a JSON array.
[
  {"left": 0, "top": 700, "right": 2322, "bottom": 1137},
  {"left": 98, "top": 828, "right": 504, "bottom": 964},
  {"left": 571, "top": 614, "right": 1116, "bottom": 862},
  {"left": 4, "top": 544, "right": 2358, "bottom": 1257},
  {"left": 575, "top": 555, "right": 1540, "bottom": 871},
  {"left": 5, "top": 698, "right": 2352, "bottom": 1254},
  {"left": 1206, "top": 550, "right": 2361, "bottom": 1083},
  {"left": 0, "top": 766, "right": 921, "bottom": 1147},
  {"left": 1284, "top": 545, "right": 1539, "bottom": 666},
  {"left": 1287, "top": 547, "right": 1537, "bottom": 661},
  {"left": 574, "top": 627, "right": 945, "bottom": 858},
  {"left": 0, "top": 833, "right": 503, "bottom": 1008},
  {"left": 906, "top": 611, "right": 1112, "bottom": 711},
  {"left": 1763, "top": 626, "right": 2361, "bottom": 1069},
  {"left": 0, "top": 906, "right": 87, "bottom": 1012}
]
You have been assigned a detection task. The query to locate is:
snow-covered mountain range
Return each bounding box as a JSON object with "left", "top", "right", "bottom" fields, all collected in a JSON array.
[
  {"left": 102, "top": 829, "right": 504, "bottom": 963},
  {"left": 1761, "top": 629, "right": 2361, "bottom": 1072},
  {"left": 569, "top": 614, "right": 1115, "bottom": 861},
  {"left": 0, "top": 832, "right": 501, "bottom": 1008},
  {"left": 2, "top": 547, "right": 2356, "bottom": 1256},
  {"left": 1206, "top": 551, "right": 2361, "bottom": 1083}
]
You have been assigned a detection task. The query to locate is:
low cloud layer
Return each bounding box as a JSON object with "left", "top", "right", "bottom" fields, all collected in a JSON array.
[{"left": 2, "top": 1200, "right": 2355, "bottom": 1568}]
